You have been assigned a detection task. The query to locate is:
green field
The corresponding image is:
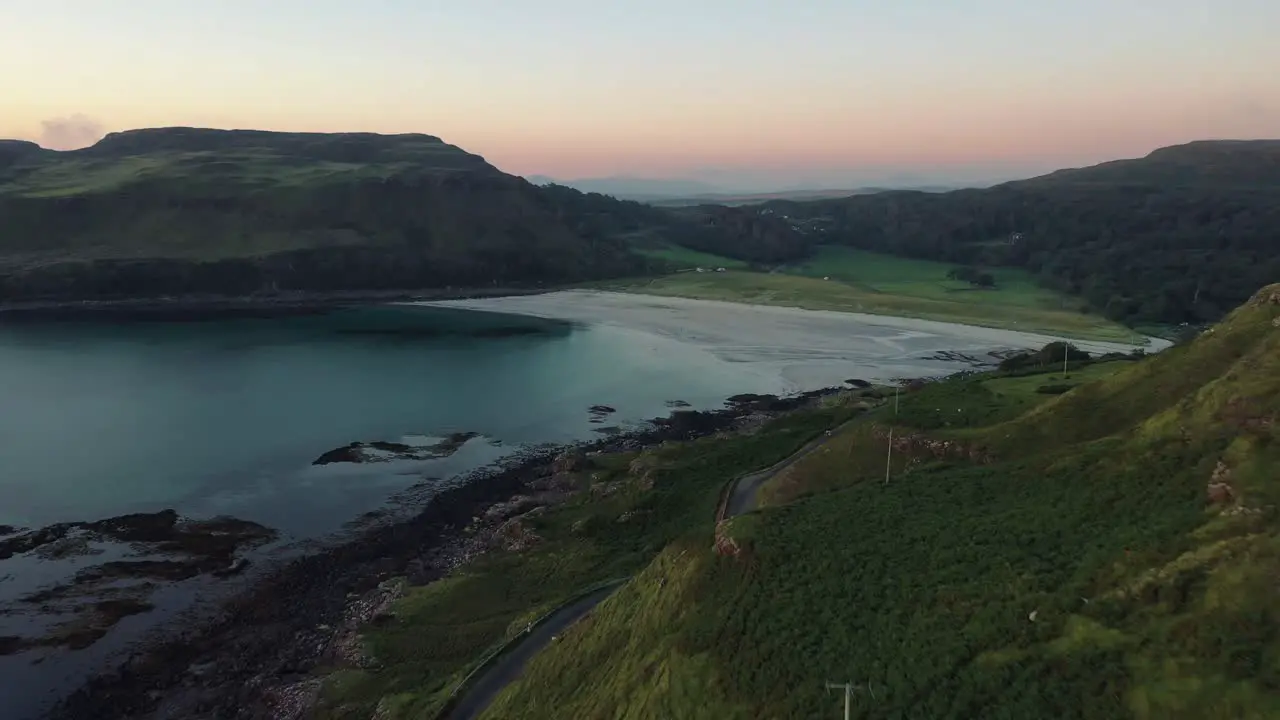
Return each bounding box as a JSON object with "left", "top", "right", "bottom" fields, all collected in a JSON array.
[
  {"left": 631, "top": 242, "right": 750, "bottom": 270},
  {"left": 475, "top": 289, "right": 1280, "bottom": 719},
  {"left": 790, "top": 246, "right": 1068, "bottom": 309},
  {"left": 596, "top": 245, "right": 1141, "bottom": 343}
]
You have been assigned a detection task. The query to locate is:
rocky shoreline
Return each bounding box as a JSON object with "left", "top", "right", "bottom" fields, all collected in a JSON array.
[{"left": 45, "top": 387, "right": 846, "bottom": 720}]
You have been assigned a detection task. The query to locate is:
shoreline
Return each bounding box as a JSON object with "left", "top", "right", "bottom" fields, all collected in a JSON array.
[
  {"left": 44, "top": 388, "right": 842, "bottom": 720},
  {"left": 0, "top": 284, "right": 1167, "bottom": 354},
  {"left": 424, "top": 290, "right": 1168, "bottom": 354},
  {"left": 421, "top": 290, "right": 1169, "bottom": 389},
  {"left": 0, "top": 287, "right": 552, "bottom": 321},
  {"left": 12, "top": 291, "right": 1171, "bottom": 717}
]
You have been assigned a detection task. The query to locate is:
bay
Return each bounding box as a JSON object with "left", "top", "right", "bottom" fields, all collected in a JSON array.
[
  {"left": 0, "top": 303, "right": 780, "bottom": 534},
  {"left": 0, "top": 302, "right": 787, "bottom": 717}
]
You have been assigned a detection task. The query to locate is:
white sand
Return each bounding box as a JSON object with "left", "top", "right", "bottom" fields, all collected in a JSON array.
[{"left": 417, "top": 291, "right": 1169, "bottom": 392}]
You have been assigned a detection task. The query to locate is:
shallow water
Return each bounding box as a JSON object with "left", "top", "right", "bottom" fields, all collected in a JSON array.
[
  {"left": 0, "top": 304, "right": 779, "bottom": 532},
  {"left": 0, "top": 302, "right": 784, "bottom": 716}
]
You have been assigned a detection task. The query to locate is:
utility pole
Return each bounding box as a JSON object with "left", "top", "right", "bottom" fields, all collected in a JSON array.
[
  {"left": 885, "top": 383, "right": 899, "bottom": 484},
  {"left": 826, "top": 680, "right": 873, "bottom": 720},
  {"left": 1062, "top": 344, "right": 1069, "bottom": 378},
  {"left": 884, "top": 427, "right": 893, "bottom": 484},
  {"left": 827, "top": 681, "right": 853, "bottom": 720}
]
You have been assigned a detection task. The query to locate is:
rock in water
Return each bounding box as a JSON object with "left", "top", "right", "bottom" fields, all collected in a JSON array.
[
  {"left": 588, "top": 404, "right": 617, "bottom": 423},
  {"left": 213, "top": 557, "right": 251, "bottom": 578},
  {"left": 312, "top": 433, "right": 480, "bottom": 464},
  {"left": 313, "top": 443, "right": 365, "bottom": 465}
]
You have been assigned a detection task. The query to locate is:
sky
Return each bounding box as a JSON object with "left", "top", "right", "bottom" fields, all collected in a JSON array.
[{"left": 3, "top": 0, "right": 1278, "bottom": 189}]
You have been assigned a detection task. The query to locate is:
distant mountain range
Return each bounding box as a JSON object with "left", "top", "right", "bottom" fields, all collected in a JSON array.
[
  {"left": 524, "top": 175, "right": 719, "bottom": 199},
  {"left": 524, "top": 174, "right": 961, "bottom": 203}
]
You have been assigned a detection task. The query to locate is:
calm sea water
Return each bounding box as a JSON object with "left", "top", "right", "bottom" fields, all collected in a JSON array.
[
  {"left": 0, "top": 303, "right": 781, "bottom": 534},
  {"left": 0, "top": 303, "right": 786, "bottom": 717}
]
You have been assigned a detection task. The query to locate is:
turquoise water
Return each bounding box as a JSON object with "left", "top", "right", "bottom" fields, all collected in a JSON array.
[
  {"left": 0, "top": 303, "right": 790, "bottom": 718},
  {"left": 0, "top": 304, "right": 780, "bottom": 535}
]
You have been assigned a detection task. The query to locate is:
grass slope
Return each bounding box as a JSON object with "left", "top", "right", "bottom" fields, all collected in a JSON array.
[
  {"left": 0, "top": 129, "right": 507, "bottom": 264},
  {"left": 0, "top": 129, "right": 488, "bottom": 196},
  {"left": 629, "top": 242, "right": 749, "bottom": 271},
  {"left": 595, "top": 246, "right": 1138, "bottom": 343},
  {"left": 0, "top": 128, "right": 658, "bottom": 301},
  {"left": 481, "top": 284, "right": 1280, "bottom": 719},
  {"left": 314, "top": 402, "right": 863, "bottom": 720}
]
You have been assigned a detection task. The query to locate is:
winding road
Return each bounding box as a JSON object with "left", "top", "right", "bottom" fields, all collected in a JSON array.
[
  {"left": 724, "top": 418, "right": 862, "bottom": 518},
  {"left": 447, "top": 586, "right": 617, "bottom": 720},
  {"left": 445, "top": 420, "right": 854, "bottom": 720}
]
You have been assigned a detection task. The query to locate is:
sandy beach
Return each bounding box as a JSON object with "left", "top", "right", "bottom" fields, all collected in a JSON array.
[{"left": 420, "top": 291, "right": 1168, "bottom": 390}]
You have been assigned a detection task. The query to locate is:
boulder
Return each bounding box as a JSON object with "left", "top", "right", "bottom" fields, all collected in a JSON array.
[
  {"left": 1207, "top": 482, "right": 1235, "bottom": 504},
  {"left": 552, "top": 449, "right": 589, "bottom": 473},
  {"left": 312, "top": 443, "right": 364, "bottom": 465},
  {"left": 1207, "top": 460, "right": 1237, "bottom": 505},
  {"left": 712, "top": 521, "right": 743, "bottom": 558}
]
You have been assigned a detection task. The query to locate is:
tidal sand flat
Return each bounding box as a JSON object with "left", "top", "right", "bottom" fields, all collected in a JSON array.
[{"left": 421, "top": 290, "right": 1167, "bottom": 389}]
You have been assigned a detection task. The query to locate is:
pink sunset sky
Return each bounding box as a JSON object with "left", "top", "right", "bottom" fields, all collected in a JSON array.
[{"left": 4, "top": 0, "right": 1277, "bottom": 188}]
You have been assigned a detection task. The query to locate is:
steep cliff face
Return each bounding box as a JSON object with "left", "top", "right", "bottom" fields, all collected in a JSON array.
[{"left": 0, "top": 128, "right": 654, "bottom": 303}]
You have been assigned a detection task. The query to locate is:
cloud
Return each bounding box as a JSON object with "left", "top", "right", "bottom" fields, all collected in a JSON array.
[{"left": 38, "top": 114, "right": 106, "bottom": 150}]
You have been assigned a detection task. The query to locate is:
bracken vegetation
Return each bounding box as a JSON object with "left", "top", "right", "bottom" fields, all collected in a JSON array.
[
  {"left": 474, "top": 283, "right": 1280, "bottom": 719},
  {"left": 314, "top": 403, "right": 864, "bottom": 719}
]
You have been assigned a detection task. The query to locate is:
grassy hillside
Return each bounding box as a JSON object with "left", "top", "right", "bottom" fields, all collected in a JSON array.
[
  {"left": 313, "top": 402, "right": 864, "bottom": 719},
  {"left": 471, "top": 284, "right": 1280, "bottom": 719},
  {"left": 0, "top": 130, "right": 501, "bottom": 260},
  {"left": 0, "top": 128, "right": 828, "bottom": 304},
  {"left": 760, "top": 140, "right": 1280, "bottom": 326},
  {"left": 0, "top": 129, "right": 676, "bottom": 302}
]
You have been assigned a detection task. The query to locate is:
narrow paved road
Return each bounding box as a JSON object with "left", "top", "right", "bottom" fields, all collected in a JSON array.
[
  {"left": 724, "top": 419, "right": 860, "bottom": 518},
  {"left": 448, "top": 586, "right": 617, "bottom": 720},
  {"left": 447, "top": 418, "right": 856, "bottom": 719}
]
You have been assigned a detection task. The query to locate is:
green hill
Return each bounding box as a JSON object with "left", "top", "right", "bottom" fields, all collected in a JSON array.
[
  {"left": 462, "top": 284, "right": 1280, "bottom": 719},
  {"left": 760, "top": 140, "right": 1280, "bottom": 326},
  {"left": 4, "top": 131, "right": 1274, "bottom": 328},
  {"left": 0, "top": 128, "right": 809, "bottom": 305},
  {"left": 0, "top": 128, "right": 653, "bottom": 302}
]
